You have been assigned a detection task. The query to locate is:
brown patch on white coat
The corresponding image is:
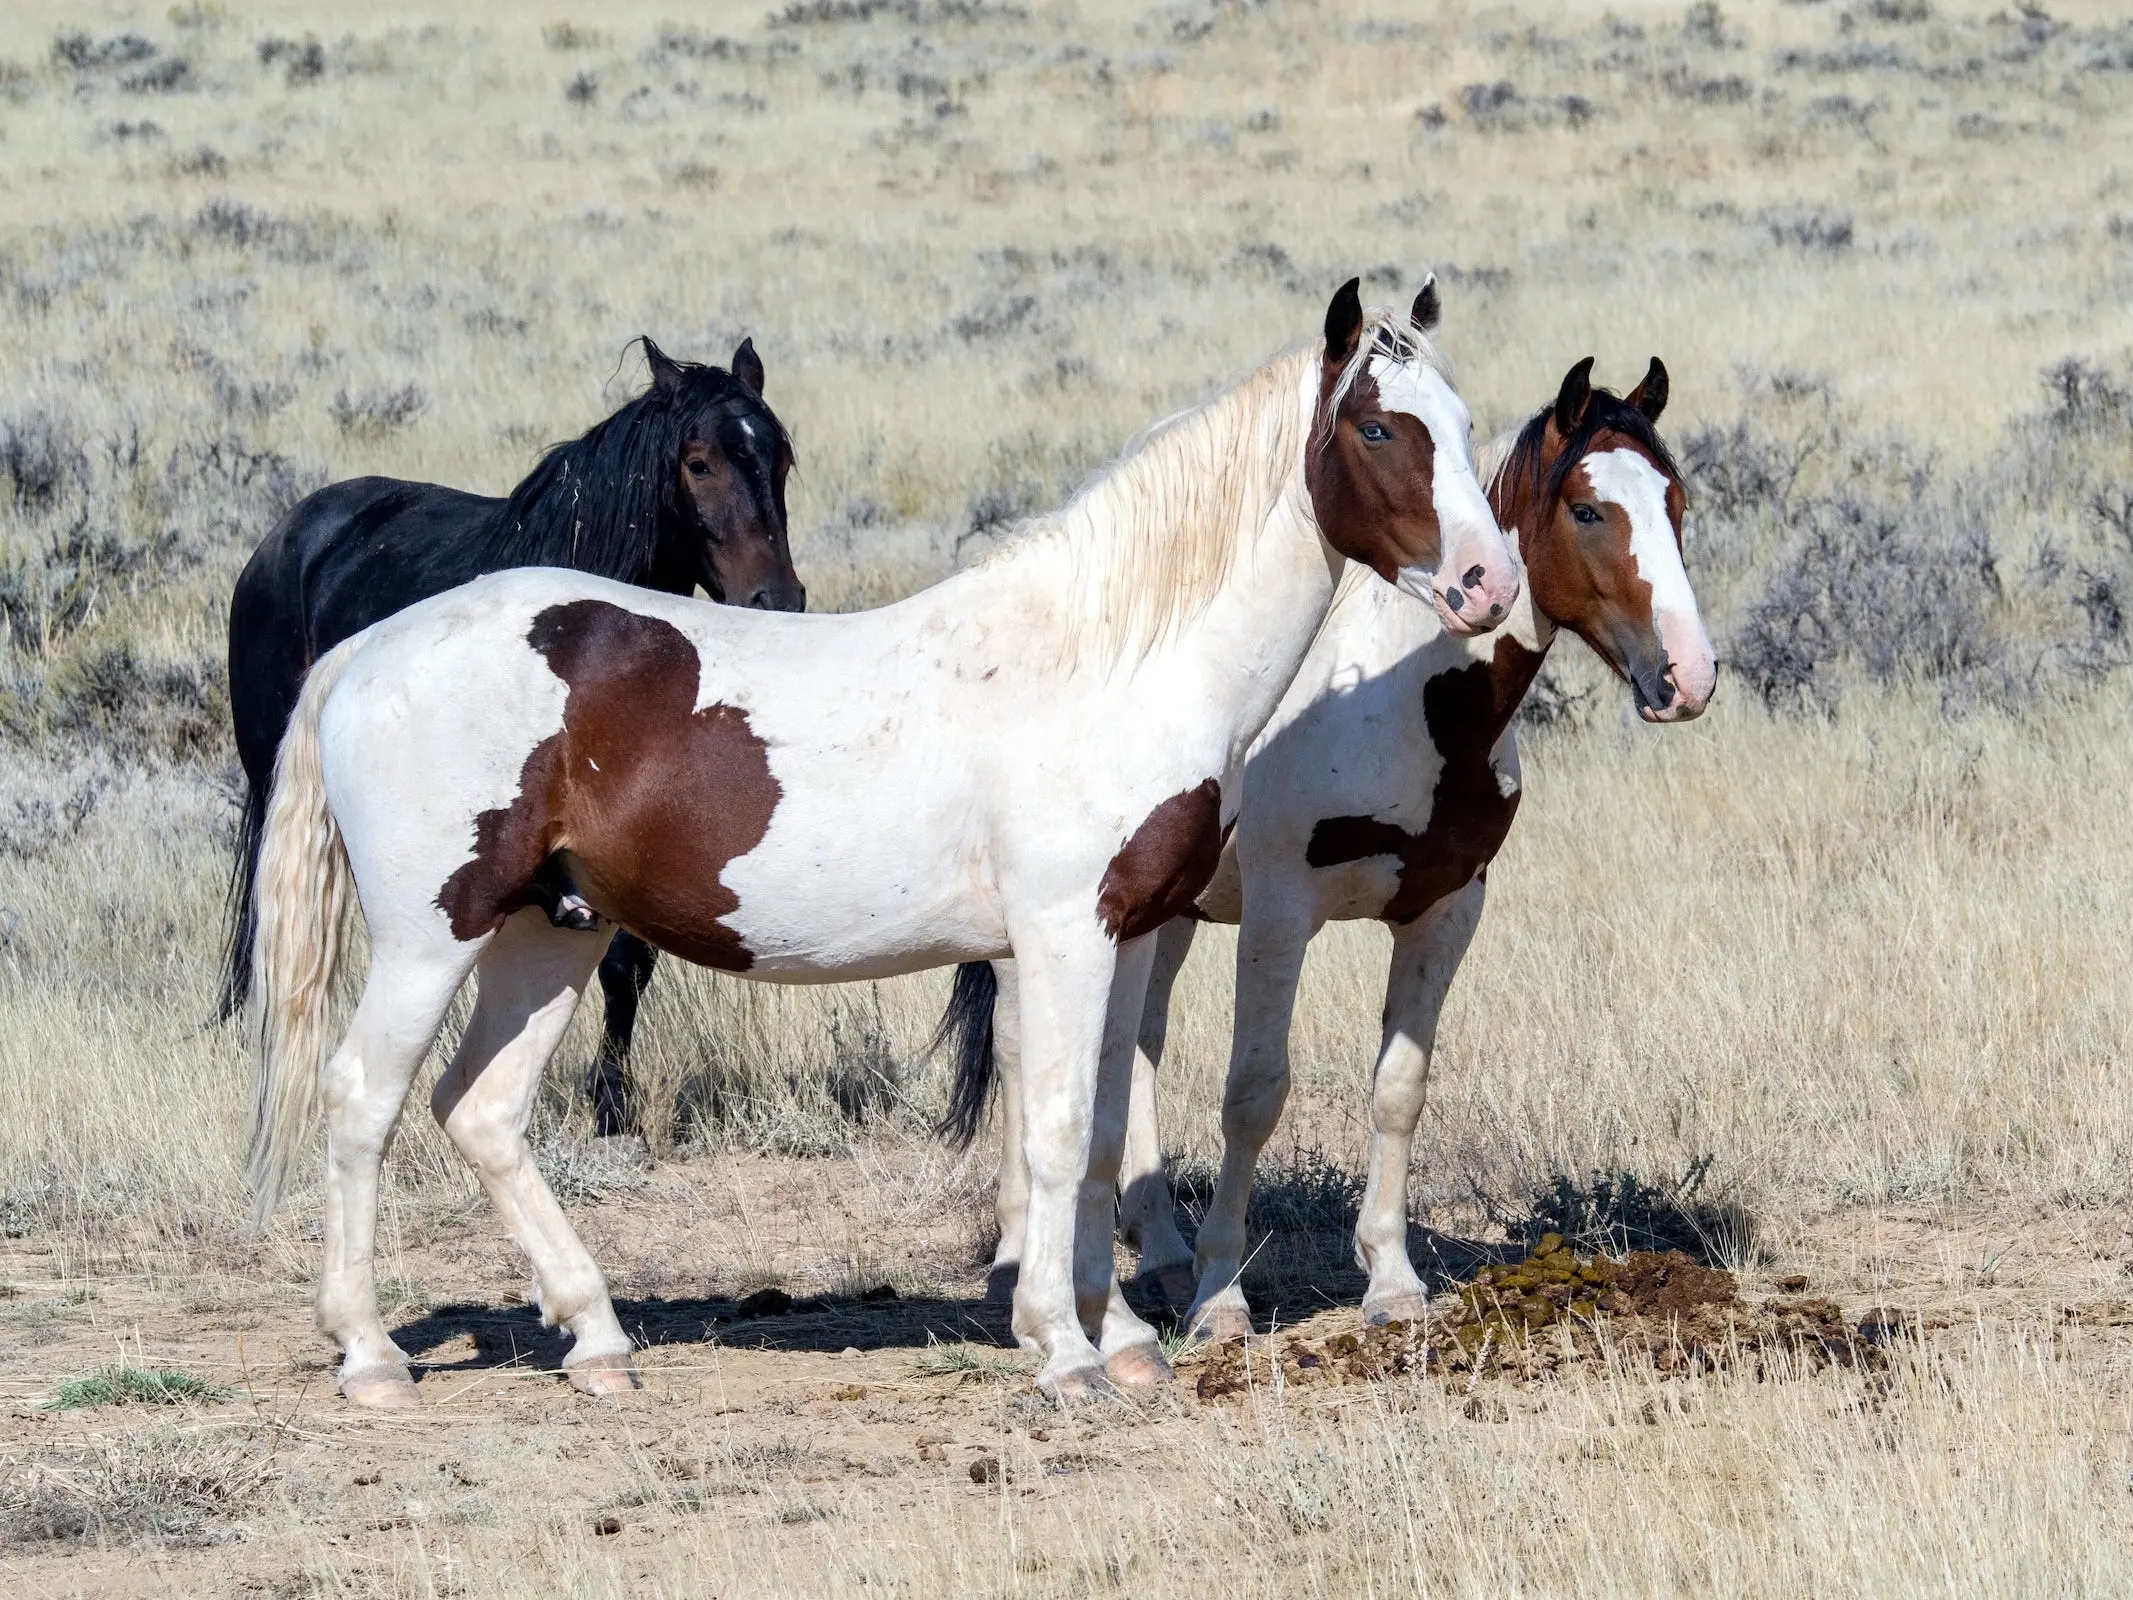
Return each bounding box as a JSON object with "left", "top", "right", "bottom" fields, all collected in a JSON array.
[{"left": 435, "top": 598, "right": 780, "bottom": 969}]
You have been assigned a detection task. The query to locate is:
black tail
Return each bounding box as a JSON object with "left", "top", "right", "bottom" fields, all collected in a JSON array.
[
  {"left": 214, "top": 776, "right": 268, "bottom": 1024},
  {"left": 932, "top": 961, "right": 999, "bottom": 1149}
]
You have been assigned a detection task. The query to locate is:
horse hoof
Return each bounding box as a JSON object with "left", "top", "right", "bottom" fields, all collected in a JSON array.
[
  {"left": 342, "top": 1365, "right": 419, "bottom": 1410},
  {"left": 1187, "top": 1302, "right": 1254, "bottom": 1345},
  {"left": 1104, "top": 1343, "right": 1173, "bottom": 1391},
  {"left": 1364, "top": 1294, "right": 1430, "bottom": 1327},
  {"left": 1036, "top": 1362, "right": 1113, "bottom": 1403},
  {"left": 567, "top": 1355, "right": 640, "bottom": 1398}
]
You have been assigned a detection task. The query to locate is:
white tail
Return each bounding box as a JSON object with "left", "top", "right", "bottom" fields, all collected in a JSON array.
[{"left": 247, "top": 637, "right": 363, "bottom": 1229}]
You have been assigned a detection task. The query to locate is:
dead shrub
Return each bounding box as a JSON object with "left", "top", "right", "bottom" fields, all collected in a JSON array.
[{"left": 0, "top": 1431, "right": 272, "bottom": 1552}]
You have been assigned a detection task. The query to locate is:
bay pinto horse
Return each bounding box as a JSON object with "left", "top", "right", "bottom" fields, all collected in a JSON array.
[
  {"left": 244, "top": 279, "right": 1516, "bottom": 1405},
  {"left": 222, "top": 338, "right": 798, "bottom": 1136},
  {"left": 966, "top": 357, "right": 1714, "bottom": 1339}
]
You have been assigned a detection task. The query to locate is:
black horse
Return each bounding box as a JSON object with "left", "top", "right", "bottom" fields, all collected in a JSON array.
[{"left": 221, "top": 337, "right": 801, "bottom": 1135}]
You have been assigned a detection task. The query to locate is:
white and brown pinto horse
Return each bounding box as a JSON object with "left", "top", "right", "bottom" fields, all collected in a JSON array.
[
  {"left": 245, "top": 279, "right": 1516, "bottom": 1405},
  {"left": 978, "top": 357, "right": 1713, "bottom": 1339}
]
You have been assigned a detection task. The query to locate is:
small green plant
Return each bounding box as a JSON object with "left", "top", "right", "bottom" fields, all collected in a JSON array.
[{"left": 46, "top": 1366, "right": 228, "bottom": 1411}]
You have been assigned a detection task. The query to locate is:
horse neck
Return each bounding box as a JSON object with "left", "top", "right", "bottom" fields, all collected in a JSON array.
[
  {"left": 1485, "top": 436, "right": 1563, "bottom": 666},
  {"left": 480, "top": 420, "right": 669, "bottom": 585},
  {"left": 1002, "top": 350, "right": 1338, "bottom": 693}
]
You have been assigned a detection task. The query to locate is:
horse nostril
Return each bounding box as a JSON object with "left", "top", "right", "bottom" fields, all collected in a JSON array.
[
  {"left": 1461, "top": 564, "right": 1486, "bottom": 589},
  {"left": 1489, "top": 603, "right": 1504, "bottom": 618},
  {"left": 1442, "top": 587, "right": 1466, "bottom": 612}
]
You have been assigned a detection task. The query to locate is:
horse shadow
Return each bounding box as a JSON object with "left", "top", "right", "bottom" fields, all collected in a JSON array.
[
  {"left": 385, "top": 1226, "right": 1530, "bottom": 1376},
  {"left": 389, "top": 1289, "right": 1017, "bottom": 1379}
]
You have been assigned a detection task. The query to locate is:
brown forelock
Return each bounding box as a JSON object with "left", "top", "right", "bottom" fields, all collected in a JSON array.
[
  {"left": 1302, "top": 635, "right": 1539, "bottom": 924},
  {"left": 1305, "top": 362, "right": 1441, "bottom": 582},
  {"left": 1097, "top": 779, "right": 1225, "bottom": 943},
  {"left": 434, "top": 599, "right": 780, "bottom": 969}
]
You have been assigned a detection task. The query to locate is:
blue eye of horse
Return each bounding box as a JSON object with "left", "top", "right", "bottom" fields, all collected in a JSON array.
[
  {"left": 1571, "top": 503, "right": 1602, "bottom": 525},
  {"left": 1359, "top": 420, "right": 1392, "bottom": 443}
]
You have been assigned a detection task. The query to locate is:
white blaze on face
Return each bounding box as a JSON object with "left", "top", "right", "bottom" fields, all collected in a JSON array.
[
  {"left": 1580, "top": 447, "right": 1716, "bottom": 714},
  {"left": 1356, "top": 354, "right": 1510, "bottom": 631}
]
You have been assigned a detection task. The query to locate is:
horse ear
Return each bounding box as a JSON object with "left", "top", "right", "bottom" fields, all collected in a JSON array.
[
  {"left": 1553, "top": 356, "right": 1596, "bottom": 434},
  {"left": 1323, "top": 277, "right": 1364, "bottom": 368},
  {"left": 1410, "top": 273, "right": 1441, "bottom": 335},
  {"left": 731, "top": 337, "right": 766, "bottom": 396},
  {"left": 1626, "top": 356, "right": 1669, "bottom": 423},
  {"left": 643, "top": 337, "right": 685, "bottom": 397}
]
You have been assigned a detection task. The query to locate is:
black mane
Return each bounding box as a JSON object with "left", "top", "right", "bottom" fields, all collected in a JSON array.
[
  {"left": 1497, "top": 388, "right": 1681, "bottom": 512},
  {"left": 471, "top": 350, "right": 779, "bottom": 580}
]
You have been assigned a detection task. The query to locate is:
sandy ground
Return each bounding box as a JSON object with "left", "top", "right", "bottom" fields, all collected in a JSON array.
[{"left": 8, "top": 1146, "right": 2133, "bottom": 1596}]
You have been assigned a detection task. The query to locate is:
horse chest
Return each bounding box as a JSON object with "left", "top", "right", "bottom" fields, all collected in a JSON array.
[{"left": 1296, "top": 652, "right": 1522, "bottom": 926}]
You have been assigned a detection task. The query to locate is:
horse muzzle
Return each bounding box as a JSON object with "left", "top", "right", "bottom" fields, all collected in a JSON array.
[
  {"left": 1634, "top": 656, "right": 1715, "bottom": 723},
  {"left": 1397, "top": 554, "right": 1519, "bottom": 638}
]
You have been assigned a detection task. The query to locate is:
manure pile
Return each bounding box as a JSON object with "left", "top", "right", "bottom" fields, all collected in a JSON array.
[{"left": 1194, "top": 1236, "right": 1913, "bottom": 1399}]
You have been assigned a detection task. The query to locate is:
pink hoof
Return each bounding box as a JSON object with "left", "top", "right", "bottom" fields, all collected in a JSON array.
[
  {"left": 342, "top": 1365, "right": 420, "bottom": 1410},
  {"left": 1364, "top": 1294, "right": 1430, "bottom": 1328},
  {"left": 567, "top": 1354, "right": 640, "bottom": 1398},
  {"left": 1036, "top": 1361, "right": 1111, "bottom": 1403},
  {"left": 1188, "top": 1301, "right": 1254, "bottom": 1345},
  {"left": 1104, "top": 1343, "right": 1173, "bottom": 1391}
]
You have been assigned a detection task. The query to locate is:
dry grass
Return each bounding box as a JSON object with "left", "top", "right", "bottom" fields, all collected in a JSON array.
[{"left": 5, "top": 0, "right": 2133, "bottom": 1591}]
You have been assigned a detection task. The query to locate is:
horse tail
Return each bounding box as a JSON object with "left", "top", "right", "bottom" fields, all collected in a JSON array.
[
  {"left": 214, "top": 779, "right": 268, "bottom": 1024},
  {"left": 932, "top": 961, "right": 1000, "bottom": 1150},
  {"left": 247, "top": 639, "right": 362, "bottom": 1230}
]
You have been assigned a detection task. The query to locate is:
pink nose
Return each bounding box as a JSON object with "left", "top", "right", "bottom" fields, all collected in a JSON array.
[
  {"left": 1439, "top": 561, "right": 1518, "bottom": 634},
  {"left": 1639, "top": 661, "right": 1716, "bottom": 723}
]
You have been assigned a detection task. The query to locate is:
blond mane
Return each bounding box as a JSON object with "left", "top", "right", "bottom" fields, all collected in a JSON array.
[{"left": 985, "top": 304, "right": 1449, "bottom": 669}]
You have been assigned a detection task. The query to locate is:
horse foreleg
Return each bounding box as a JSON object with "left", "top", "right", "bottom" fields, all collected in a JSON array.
[
  {"left": 589, "top": 932, "right": 659, "bottom": 1138},
  {"left": 433, "top": 912, "right": 635, "bottom": 1395},
  {"left": 1082, "top": 931, "right": 1170, "bottom": 1389},
  {"left": 1008, "top": 921, "right": 1157, "bottom": 1398},
  {"left": 985, "top": 959, "right": 1025, "bottom": 1304},
  {"left": 317, "top": 944, "right": 476, "bottom": 1409},
  {"left": 1118, "top": 916, "right": 1198, "bottom": 1305},
  {"left": 1186, "top": 904, "right": 1315, "bottom": 1344},
  {"left": 1357, "top": 878, "right": 1485, "bottom": 1325}
]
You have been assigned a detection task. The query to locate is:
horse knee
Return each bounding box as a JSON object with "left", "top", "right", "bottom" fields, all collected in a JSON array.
[{"left": 1221, "top": 1065, "right": 1289, "bottom": 1145}]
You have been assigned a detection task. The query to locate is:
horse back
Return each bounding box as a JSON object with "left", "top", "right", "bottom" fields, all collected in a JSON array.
[{"left": 228, "top": 477, "right": 508, "bottom": 785}]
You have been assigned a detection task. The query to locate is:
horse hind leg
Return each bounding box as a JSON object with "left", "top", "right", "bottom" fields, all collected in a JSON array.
[
  {"left": 431, "top": 912, "right": 635, "bottom": 1395},
  {"left": 316, "top": 941, "right": 481, "bottom": 1410}
]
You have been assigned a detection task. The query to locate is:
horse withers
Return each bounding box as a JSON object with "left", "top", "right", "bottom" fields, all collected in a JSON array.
[
  {"left": 243, "top": 278, "right": 1515, "bottom": 1407},
  {"left": 222, "top": 338, "right": 798, "bottom": 1133},
  {"left": 968, "top": 357, "right": 1714, "bottom": 1338}
]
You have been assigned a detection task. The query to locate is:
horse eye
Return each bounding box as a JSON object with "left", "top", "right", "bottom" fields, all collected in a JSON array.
[
  {"left": 685, "top": 458, "right": 714, "bottom": 477},
  {"left": 1358, "top": 420, "right": 1392, "bottom": 444},
  {"left": 1571, "top": 503, "right": 1603, "bottom": 525}
]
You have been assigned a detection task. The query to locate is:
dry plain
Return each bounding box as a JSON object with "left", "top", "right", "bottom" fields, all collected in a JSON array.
[{"left": 5, "top": 0, "right": 2133, "bottom": 1593}]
